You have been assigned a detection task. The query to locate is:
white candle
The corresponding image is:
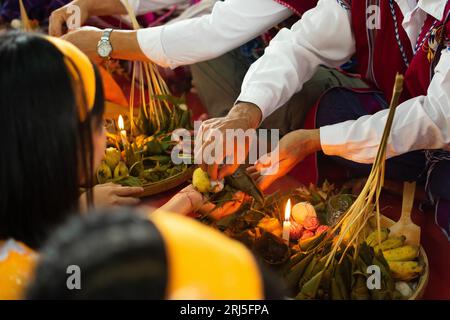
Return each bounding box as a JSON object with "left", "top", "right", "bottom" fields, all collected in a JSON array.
[
  {"left": 118, "top": 115, "right": 129, "bottom": 148},
  {"left": 282, "top": 199, "right": 292, "bottom": 244}
]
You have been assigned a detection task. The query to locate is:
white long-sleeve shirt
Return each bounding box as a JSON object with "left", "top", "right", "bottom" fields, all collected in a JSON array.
[
  {"left": 124, "top": 0, "right": 191, "bottom": 15},
  {"left": 127, "top": 0, "right": 292, "bottom": 68},
  {"left": 237, "top": 0, "right": 450, "bottom": 163}
]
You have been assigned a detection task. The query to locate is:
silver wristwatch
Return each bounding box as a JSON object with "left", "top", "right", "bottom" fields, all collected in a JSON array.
[{"left": 97, "top": 28, "right": 113, "bottom": 59}]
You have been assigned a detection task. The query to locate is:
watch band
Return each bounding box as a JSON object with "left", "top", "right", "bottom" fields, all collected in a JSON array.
[
  {"left": 97, "top": 28, "right": 113, "bottom": 59},
  {"left": 101, "top": 28, "right": 113, "bottom": 42}
]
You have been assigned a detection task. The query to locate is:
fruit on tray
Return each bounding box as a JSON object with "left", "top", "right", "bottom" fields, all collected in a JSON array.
[
  {"left": 114, "top": 161, "right": 129, "bottom": 179},
  {"left": 292, "top": 202, "right": 317, "bottom": 225},
  {"left": 289, "top": 222, "right": 304, "bottom": 241},
  {"left": 104, "top": 147, "right": 121, "bottom": 171},
  {"left": 366, "top": 228, "right": 390, "bottom": 247},
  {"left": 257, "top": 217, "right": 282, "bottom": 238},
  {"left": 387, "top": 261, "right": 424, "bottom": 281},
  {"left": 373, "top": 235, "right": 406, "bottom": 252},
  {"left": 97, "top": 161, "right": 113, "bottom": 184},
  {"left": 192, "top": 167, "right": 213, "bottom": 193},
  {"left": 382, "top": 245, "right": 419, "bottom": 262},
  {"left": 303, "top": 216, "right": 320, "bottom": 231},
  {"left": 365, "top": 230, "right": 423, "bottom": 282}
]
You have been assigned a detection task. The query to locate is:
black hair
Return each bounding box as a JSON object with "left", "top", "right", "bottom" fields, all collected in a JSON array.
[
  {"left": 26, "top": 208, "right": 168, "bottom": 300},
  {"left": 0, "top": 31, "right": 104, "bottom": 249}
]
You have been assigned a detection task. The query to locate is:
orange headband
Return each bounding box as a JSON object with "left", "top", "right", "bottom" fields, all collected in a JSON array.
[{"left": 44, "top": 36, "right": 96, "bottom": 121}]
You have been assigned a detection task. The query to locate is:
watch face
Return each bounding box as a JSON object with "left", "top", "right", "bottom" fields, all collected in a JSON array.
[{"left": 98, "top": 41, "right": 112, "bottom": 58}]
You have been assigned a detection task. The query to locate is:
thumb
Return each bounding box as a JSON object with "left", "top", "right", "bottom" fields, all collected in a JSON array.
[
  {"left": 49, "top": 13, "right": 66, "bottom": 37},
  {"left": 217, "top": 163, "right": 239, "bottom": 180},
  {"left": 256, "top": 173, "right": 278, "bottom": 192},
  {"left": 254, "top": 149, "right": 280, "bottom": 172}
]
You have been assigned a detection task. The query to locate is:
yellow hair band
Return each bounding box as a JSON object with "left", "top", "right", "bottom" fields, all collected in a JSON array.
[
  {"left": 150, "top": 212, "right": 264, "bottom": 300},
  {"left": 44, "top": 36, "right": 96, "bottom": 121}
]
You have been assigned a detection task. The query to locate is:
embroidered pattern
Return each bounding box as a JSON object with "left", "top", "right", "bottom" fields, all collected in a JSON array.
[
  {"left": 365, "top": 0, "right": 380, "bottom": 86},
  {"left": 336, "top": 0, "right": 351, "bottom": 10},
  {"left": 389, "top": 0, "right": 439, "bottom": 67}
]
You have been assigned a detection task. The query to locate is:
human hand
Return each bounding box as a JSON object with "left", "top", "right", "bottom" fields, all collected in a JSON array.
[
  {"left": 49, "top": 0, "right": 91, "bottom": 37},
  {"left": 195, "top": 102, "right": 262, "bottom": 181},
  {"left": 248, "top": 129, "right": 321, "bottom": 191},
  {"left": 198, "top": 191, "right": 246, "bottom": 220},
  {"left": 80, "top": 182, "right": 144, "bottom": 211},
  {"left": 61, "top": 26, "right": 102, "bottom": 61}
]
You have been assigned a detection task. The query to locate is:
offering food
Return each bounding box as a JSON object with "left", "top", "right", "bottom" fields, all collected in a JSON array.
[
  {"left": 96, "top": 131, "right": 189, "bottom": 188},
  {"left": 93, "top": 4, "right": 194, "bottom": 194},
  {"left": 292, "top": 202, "right": 317, "bottom": 225}
]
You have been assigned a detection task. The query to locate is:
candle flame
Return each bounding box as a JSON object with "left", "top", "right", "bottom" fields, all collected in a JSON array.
[
  {"left": 284, "top": 199, "right": 291, "bottom": 221},
  {"left": 118, "top": 115, "right": 125, "bottom": 130}
]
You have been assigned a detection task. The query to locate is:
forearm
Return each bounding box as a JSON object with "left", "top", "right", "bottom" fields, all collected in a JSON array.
[
  {"left": 295, "top": 129, "right": 322, "bottom": 155},
  {"left": 136, "top": 0, "right": 291, "bottom": 68},
  {"left": 228, "top": 102, "right": 263, "bottom": 129},
  {"left": 110, "top": 30, "right": 148, "bottom": 61},
  {"left": 79, "top": 0, "right": 128, "bottom": 17}
]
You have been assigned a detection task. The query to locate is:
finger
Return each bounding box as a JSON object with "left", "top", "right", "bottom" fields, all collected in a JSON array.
[
  {"left": 114, "top": 186, "right": 144, "bottom": 196},
  {"left": 234, "top": 191, "right": 246, "bottom": 202},
  {"left": 207, "top": 163, "right": 219, "bottom": 181},
  {"left": 246, "top": 166, "right": 258, "bottom": 174},
  {"left": 180, "top": 184, "right": 197, "bottom": 193},
  {"left": 210, "top": 202, "right": 239, "bottom": 220},
  {"left": 114, "top": 196, "right": 140, "bottom": 206},
  {"left": 217, "top": 163, "right": 239, "bottom": 180},
  {"left": 254, "top": 153, "right": 274, "bottom": 172},
  {"left": 249, "top": 171, "right": 261, "bottom": 181},
  {"left": 99, "top": 182, "right": 116, "bottom": 187},
  {"left": 256, "top": 174, "right": 278, "bottom": 191},
  {"left": 197, "top": 201, "right": 216, "bottom": 215},
  {"left": 199, "top": 163, "right": 208, "bottom": 173},
  {"left": 49, "top": 13, "right": 65, "bottom": 37}
]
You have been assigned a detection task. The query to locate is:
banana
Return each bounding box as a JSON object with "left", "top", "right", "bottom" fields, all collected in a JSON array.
[
  {"left": 374, "top": 235, "right": 406, "bottom": 252},
  {"left": 383, "top": 245, "right": 419, "bottom": 262},
  {"left": 365, "top": 228, "right": 390, "bottom": 247},
  {"left": 388, "top": 261, "right": 424, "bottom": 281}
]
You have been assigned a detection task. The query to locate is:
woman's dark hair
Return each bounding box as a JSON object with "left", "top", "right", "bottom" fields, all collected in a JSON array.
[
  {"left": 0, "top": 31, "right": 104, "bottom": 249},
  {"left": 26, "top": 208, "right": 168, "bottom": 300}
]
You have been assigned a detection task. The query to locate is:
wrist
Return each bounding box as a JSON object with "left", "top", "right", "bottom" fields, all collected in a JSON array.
[
  {"left": 292, "top": 129, "right": 321, "bottom": 155},
  {"left": 73, "top": 0, "right": 93, "bottom": 16},
  {"left": 303, "top": 129, "right": 322, "bottom": 154},
  {"left": 228, "top": 102, "right": 262, "bottom": 129},
  {"left": 109, "top": 30, "right": 146, "bottom": 61}
]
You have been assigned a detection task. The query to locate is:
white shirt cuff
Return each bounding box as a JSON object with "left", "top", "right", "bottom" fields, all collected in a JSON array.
[
  {"left": 137, "top": 26, "right": 174, "bottom": 68},
  {"left": 319, "top": 122, "right": 376, "bottom": 164},
  {"left": 236, "top": 87, "right": 278, "bottom": 121}
]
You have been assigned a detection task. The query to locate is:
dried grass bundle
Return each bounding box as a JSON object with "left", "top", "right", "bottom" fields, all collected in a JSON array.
[
  {"left": 122, "top": 0, "right": 175, "bottom": 136},
  {"left": 324, "top": 73, "right": 405, "bottom": 267}
]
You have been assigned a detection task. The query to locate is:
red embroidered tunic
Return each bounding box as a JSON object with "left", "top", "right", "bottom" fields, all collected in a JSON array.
[
  {"left": 275, "top": 0, "right": 318, "bottom": 15},
  {"left": 350, "top": 0, "right": 450, "bottom": 102}
]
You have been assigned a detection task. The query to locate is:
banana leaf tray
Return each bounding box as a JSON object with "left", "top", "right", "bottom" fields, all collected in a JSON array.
[{"left": 139, "top": 165, "right": 195, "bottom": 198}]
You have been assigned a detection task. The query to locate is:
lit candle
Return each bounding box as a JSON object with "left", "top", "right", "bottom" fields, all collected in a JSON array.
[
  {"left": 118, "top": 115, "right": 129, "bottom": 149},
  {"left": 282, "top": 199, "right": 292, "bottom": 244}
]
